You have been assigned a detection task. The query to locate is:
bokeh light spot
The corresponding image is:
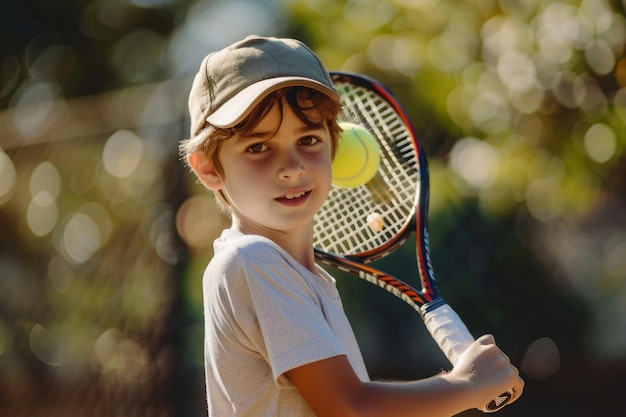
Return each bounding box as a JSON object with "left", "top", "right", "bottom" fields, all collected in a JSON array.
[
  {"left": 520, "top": 337, "right": 560, "bottom": 379},
  {"left": 470, "top": 92, "right": 511, "bottom": 132},
  {"left": 29, "top": 161, "right": 61, "bottom": 199},
  {"left": 427, "top": 23, "right": 475, "bottom": 72},
  {"left": 27, "top": 191, "right": 59, "bottom": 237},
  {"left": 0, "top": 152, "right": 17, "bottom": 204},
  {"left": 552, "top": 71, "right": 586, "bottom": 108},
  {"left": 112, "top": 29, "right": 165, "bottom": 83},
  {"left": 94, "top": 329, "right": 148, "bottom": 382},
  {"left": 525, "top": 178, "right": 562, "bottom": 221},
  {"left": 450, "top": 137, "right": 500, "bottom": 190},
  {"left": 79, "top": 202, "right": 113, "bottom": 244},
  {"left": 368, "top": 35, "right": 400, "bottom": 72},
  {"left": 30, "top": 324, "right": 64, "bottom": 366},
  {"left": 94, "top": 329, "right": 123, "bottom": 371},
  {"left": 584, "top": 123, "right": 616, "bottom": 163},
  {"left": 508, "top": 80, "right": 545, "bottom": 114},
  {"left": 585, "top": 39, "right": 616, "bottom": 75},
  {"left": 60, "top": 213, "right": 102, "bottom": 264},
  {"left": 497, "top": 50, "right": 536, "bottom": 91},
  {"left": 562, "top": 238, "right": 601, "bottom": 296},
  {"left": 10, "top": 82, "right": 65, "bottom": 140},
  {"left": 176, "top": 195, "right": 227, "bottom": 251},
  {"left": 103, "top": 130, "right": 143, "bottom": 178}
]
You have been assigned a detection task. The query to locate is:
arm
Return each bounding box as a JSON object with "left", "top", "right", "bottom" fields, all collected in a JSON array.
[{"left": 286, "top": 335, "right": 524, "bottom": 417}]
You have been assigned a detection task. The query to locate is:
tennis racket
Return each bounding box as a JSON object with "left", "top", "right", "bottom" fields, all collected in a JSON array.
[{"left": 313, "top": 72, "right": 513, "bottom": 412}]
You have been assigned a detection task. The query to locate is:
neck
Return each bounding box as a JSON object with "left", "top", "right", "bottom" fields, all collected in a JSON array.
[{"left": 231, "top": 219, "right": 317, "bottom": 272}]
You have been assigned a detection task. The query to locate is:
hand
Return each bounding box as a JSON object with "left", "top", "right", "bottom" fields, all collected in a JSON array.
[{"left": 449, "top": 334, "right": 524, "bottom": 410}]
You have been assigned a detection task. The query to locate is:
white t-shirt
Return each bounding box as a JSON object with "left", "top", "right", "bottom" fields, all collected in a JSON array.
[{"left": 203, "top": 229, "right": 369, "bottom": 416}]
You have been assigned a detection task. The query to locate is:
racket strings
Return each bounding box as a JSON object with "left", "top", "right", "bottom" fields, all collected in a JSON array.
[{"left": 313, "top": 81, "right": 420, "bottom": 257}]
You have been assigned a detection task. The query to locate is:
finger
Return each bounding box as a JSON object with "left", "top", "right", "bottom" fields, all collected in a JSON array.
[
  {"left": 506, "top": 376, "right": 525, "bottom": 405},
  {"left": 476, "top": 334, "right": 495, "bottom": 345}
]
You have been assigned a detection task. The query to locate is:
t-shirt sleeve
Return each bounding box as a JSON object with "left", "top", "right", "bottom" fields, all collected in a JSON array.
[{"left": 213, "top": 240, "right": 347, "bottom": 386}]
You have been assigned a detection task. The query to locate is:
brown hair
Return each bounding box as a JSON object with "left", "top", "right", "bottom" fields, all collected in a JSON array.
[{"left": 180, "top": 86, "right": 343, "bottom": 207}]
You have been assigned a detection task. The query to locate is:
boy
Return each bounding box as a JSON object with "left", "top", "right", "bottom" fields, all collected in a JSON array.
[{"left": 180, "top": 35, "right": 523, "bottom": 416}]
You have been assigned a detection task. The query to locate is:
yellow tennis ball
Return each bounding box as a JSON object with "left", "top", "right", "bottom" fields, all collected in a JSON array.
[{"left": 332, "top": 122, "right": 381, "bottom": 188}]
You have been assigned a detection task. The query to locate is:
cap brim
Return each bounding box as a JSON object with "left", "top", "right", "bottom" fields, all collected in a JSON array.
[{"left": 205, "top": 76, "right": 339, "bottom": 128}]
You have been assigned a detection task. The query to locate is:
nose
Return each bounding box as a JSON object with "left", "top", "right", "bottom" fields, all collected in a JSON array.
[{"left": 278, "top": 150, "right": 305, "bottom": 181}]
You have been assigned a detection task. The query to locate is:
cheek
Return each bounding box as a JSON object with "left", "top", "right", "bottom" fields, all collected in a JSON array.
[
  {"left": 312, "top": 153, "right": 333, "bottom": 188},
  {"left": 320, "top": 147, "right": 334, "bottom": 175},
  {"left": 320, "top": 158, "right": 333, "bottom": 180},
  {"left": 222, "top": 162, "right": 269, "bottom": 200}
]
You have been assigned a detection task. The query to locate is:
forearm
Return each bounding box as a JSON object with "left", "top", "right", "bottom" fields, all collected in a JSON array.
[
  {"left": 289, "top": 356, "right": 477, "bottom": 417},
  {"left": 353, "top": 373, "right": 477, "bottom": 417},
  {"left": 289, "top": 344, "right": 523, "bottom": 417}
]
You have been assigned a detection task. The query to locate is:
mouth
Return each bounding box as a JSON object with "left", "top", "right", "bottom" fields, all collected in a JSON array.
[
  {"left": 283, "top": 191, "right": 308, "bottom": 200},
  {"left": 276, "top": 189, "right": 312, "bottom": 204}
]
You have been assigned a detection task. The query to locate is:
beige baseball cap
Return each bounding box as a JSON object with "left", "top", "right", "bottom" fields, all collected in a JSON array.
[{"left": 188, "top": 35, "right": 339, "bottom": 136}]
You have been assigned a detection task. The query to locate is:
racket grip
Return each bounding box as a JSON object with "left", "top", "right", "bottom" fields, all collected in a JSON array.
[{"left": 421, "top": 302, "right": 513, "bottom": 413}]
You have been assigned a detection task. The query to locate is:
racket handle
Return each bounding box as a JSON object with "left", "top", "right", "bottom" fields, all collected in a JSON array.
[{"left": 421, "top": 302, "right": 513, "bottom": 413}]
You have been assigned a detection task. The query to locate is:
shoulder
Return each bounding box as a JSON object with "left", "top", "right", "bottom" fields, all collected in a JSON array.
[
  {"left": 204, "top": 230, "right": 317, "bottom": 309},
  {"left": 203, "top": 232, "right": 286, "bottom": 312},
  {"left": 207, "top": 230, "right": 300, "bottom": 289}
]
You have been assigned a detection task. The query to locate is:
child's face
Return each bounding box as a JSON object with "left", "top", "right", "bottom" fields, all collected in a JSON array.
[{"left": 217, "top": 101, "right": 333, "bottom": 234}]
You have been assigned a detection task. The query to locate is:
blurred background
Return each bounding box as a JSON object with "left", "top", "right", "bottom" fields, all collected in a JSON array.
[{"left": 1, "top": 0, "right": 625, "bottom": 416}]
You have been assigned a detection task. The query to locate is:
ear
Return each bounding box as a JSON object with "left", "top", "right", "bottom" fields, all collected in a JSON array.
[{"left": 188, "top": 152, "right": 224, "bottom": 191}]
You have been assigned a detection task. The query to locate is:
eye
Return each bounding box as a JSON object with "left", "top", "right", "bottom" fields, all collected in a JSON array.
[
  {"left": 300, "top": 136, "right": 320, "bottom": 146},
  {"left": 247, "top": 142, "right": 268, "bottom": 154}
]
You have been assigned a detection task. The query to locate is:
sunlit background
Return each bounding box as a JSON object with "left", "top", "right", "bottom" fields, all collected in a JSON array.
[{"left": 1, "top": 0, "right": 625, "bottom": 416}]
